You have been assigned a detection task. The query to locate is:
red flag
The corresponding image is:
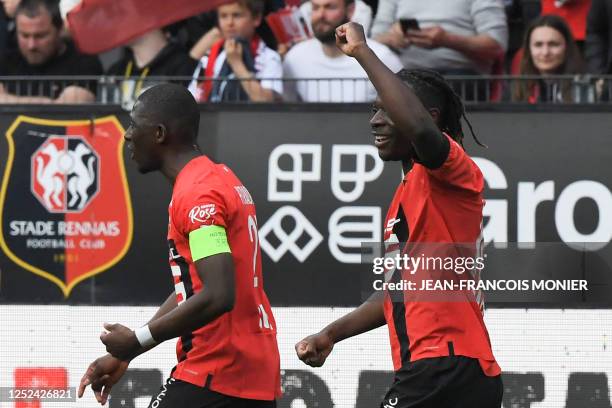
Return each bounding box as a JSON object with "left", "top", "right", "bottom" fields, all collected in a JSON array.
[{"left": 67, "top": 0, "right": 232, "bottom": 54}]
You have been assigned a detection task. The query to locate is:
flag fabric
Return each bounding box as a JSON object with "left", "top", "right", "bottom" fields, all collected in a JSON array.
[{"left": 67, "top": 0, "right": 232, "bottom": 54}]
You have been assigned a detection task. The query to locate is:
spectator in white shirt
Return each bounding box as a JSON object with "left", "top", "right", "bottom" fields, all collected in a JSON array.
[
  {"left": 283, "top": 0, "right": 402, "bottom": 102},
  {"left": 299, "top": 0, "right": 373, "bottom": 35}
]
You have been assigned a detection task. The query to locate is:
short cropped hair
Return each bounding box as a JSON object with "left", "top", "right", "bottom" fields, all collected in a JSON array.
[
  {"left": 15, "top": 0, "right": 63, "bottom": 30},
  {"left": 236, "top": 0, "right": 265, "bottom": 17}
]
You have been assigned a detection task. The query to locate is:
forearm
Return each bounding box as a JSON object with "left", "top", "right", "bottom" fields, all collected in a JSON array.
[
  {"left": 0, "top": 93, "right": 54, "bottom": 104},
  {"left": 441, "top": 33, "right": 503, "bottom": 64},
  {"left": 55, "top": 86, "right": 96, "bottom": 104},
  {"left": 148, "top": 290, "right": 230, "bottom": 343},
  {"left": 190, "top": 27, "right": 221, "bottom": 60},
  {"left": 231, "top": 63, "right": 276, "bottom": 102},
  {"left": 147, "top": 292, "right": 178, "bottom": 324},
  {"left": 322, "top": 293, "right": 386, "bottom": 343},
  {"left": 117, "top": 293, "right": 177, "bottom": 360},
  {"left": 240, "top": 79, "right": 275, "bottom": 102}
]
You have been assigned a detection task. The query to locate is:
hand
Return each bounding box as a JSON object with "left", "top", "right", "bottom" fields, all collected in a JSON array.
[
  {"left": 406, "top": 26, "right": 447, "bottom": 49},
  {"left": 375, "top": 22, "right": 410, "bottom": 50},
  {"left": 56, "top": 86, "right": 95, "bottom": 104},
  {"left": 335, "top": 22, "right": 369, "bottom": 58},
  {"left": 224, "top": 38, "right": 245, "bottom": 69},
  {"left": 78, "top": 354, "right": 129, "bottom": 405},
  {"left": 100, "top": 323, "right": 140, "bottom": 361},
  {"left": 295, "top": 331, "right": 334, "bottom": 367}
]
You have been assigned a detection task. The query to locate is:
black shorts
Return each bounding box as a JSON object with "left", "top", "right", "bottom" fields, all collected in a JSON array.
[
  {"left": 381, "top": 356, "right": 503, "bottom": 408},
  {"left": 148, "top": 378, "right": 276, "bottom": 408}
]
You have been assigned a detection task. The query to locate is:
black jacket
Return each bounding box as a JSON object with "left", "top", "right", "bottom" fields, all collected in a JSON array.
[{"left": 586, "top": 0, "right": 612, "bottom": 74}]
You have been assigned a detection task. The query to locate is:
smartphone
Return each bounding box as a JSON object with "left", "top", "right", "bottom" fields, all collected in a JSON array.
[{"left": 400, "top": 18, "right": 420, "bottom": 33}]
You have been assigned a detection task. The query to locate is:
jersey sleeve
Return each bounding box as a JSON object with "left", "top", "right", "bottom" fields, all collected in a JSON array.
[
  {"left": 426, "top": 134, "right": 484, "bottom": 194},
  {"left": 173, "top": 185, "right": 231, "bottom": 238}
]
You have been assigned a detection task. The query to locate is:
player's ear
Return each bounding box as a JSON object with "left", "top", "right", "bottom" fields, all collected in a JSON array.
[
  {"left": 253, "top": 13, "right": 262, "bottom": 28},
  {"left": 428, "top": 108, "right": 441, "bottom": 126},
  {"left": 155, "top": 124, "right": 168, "bottom": 144}
]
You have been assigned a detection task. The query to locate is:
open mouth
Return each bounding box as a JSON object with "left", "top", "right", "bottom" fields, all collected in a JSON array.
[{"left": 374, "top": 134, "right": 391, "bottom": 148}]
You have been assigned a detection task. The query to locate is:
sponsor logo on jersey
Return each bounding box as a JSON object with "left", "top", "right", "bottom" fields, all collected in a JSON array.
[{"left": 188, "top": 204, "right": 216, "bottom": 224}]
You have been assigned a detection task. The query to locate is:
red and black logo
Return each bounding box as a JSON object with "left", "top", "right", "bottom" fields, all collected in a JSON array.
[{"left": 0, "top": 116, "right": 133, "bottom": 297}]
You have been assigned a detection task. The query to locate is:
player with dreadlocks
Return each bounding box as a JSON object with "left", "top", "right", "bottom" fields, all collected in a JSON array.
[{"left": 296, "top": 23, "right": 502, "bottom": 408}]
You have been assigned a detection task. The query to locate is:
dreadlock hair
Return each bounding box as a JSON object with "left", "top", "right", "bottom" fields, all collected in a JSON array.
[{"left": 396, "top": 69, "right": 485, "bottom": 149}]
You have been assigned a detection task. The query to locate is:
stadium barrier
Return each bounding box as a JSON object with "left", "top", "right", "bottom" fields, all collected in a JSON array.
[{"left": 0, "top": 75, "right": 611, "bottom": 104}]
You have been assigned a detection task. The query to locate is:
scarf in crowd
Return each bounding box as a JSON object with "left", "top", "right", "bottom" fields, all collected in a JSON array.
[{"left": 198, "top": 36, "right": 261, "bottom": 102}]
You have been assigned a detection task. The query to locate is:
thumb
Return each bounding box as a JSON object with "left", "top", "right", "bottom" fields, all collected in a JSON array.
[
  {"left": 298, "top": 340, "right": 316, "bottom": 358},
  {"left": 103, "top": 322, "right": 116, "bottom": 331}
]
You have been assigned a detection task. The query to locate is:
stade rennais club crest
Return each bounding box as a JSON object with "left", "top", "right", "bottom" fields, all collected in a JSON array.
[{"left": 0, "top": 116, "right": 133, "bottom": 297}]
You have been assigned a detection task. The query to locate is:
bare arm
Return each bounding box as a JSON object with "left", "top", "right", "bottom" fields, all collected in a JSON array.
[
  {"left": 148, "top": 292, "right": 178, "bottom": 323},
  {"left": 190, "top": 27, "right": 222, "bottom": 60},
  {"left": 323, "top": 292, "right": 386, "bottom": 343},
  {"left": 231, "top": 64, "right": 278, "bottom": 102},
  {"left": 337, "top": 22, "right": 448, "bottom": 166},
  {"left": 440, "top": 32, "right": 503, "bottom": 65},
  {"left": 55, "top": 86, "right": 96, "bottom": 104},
  {"left": 148, "top": 253, "right": 234, "bottom": 343},
  {"left": 405, "top": 28, "right": 503, "bottom": 66},
  {"left": 100, "top": 253, "right": 235, "bottom": 360},
  {"left": 296, "top": 293, "right": 385, "bottom": 367}
]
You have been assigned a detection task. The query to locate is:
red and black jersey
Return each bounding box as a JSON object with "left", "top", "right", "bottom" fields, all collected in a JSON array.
[
  {"left": 167, "top": 155, "right": 281, "bottom": 400},
  {"left": 382, "top": 134, "right": 501, "bottom": 377}
]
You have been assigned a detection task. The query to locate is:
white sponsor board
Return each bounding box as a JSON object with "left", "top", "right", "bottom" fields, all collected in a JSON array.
[
  {"left": 263, "top": 145, "right": 612, "bottom": 265},
  {"left": 0, "top": 306, "right": 611, "bottom": 407}
]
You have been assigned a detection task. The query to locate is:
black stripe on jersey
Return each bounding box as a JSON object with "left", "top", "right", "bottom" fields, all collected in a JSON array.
[
  {"left": 168, "top": 239, "right": 195, "bottom": 362},
  {"left": 391, "top": 204, "right": 411, "bottom": 365}
]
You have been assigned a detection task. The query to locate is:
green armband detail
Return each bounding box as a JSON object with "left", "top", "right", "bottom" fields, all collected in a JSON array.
[{"left": 189, "top": 225, "right": 231, "bottom": 261}]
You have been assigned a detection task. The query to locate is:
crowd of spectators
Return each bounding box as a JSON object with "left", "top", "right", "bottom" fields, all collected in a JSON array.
[{"left": 0, "top": 0, "right": 607, "bottom": 104}]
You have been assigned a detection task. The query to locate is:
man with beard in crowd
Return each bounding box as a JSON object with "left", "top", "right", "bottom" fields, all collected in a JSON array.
[{"left": 282, "top": 0, "right": 402, "bottom": 102}]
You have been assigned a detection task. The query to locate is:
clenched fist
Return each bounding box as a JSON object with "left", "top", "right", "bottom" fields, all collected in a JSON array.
[
  {"left": 295, "top": 331, "right": 334, "bottom": 367},
  {"left": 335, "top": 22, "right": 369, "bottom": 58}
]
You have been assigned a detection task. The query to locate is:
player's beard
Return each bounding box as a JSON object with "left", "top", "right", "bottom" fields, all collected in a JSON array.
[{"left": 313, "top": 16, "right": 349, "bottom": 45}]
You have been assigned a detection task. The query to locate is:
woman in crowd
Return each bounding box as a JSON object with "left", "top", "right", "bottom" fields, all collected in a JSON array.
[{"left": 512, "top": 14, "right": 590, "bottom": 103}]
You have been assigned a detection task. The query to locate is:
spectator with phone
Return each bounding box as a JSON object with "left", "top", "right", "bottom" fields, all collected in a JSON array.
[
  {"left": 282, "top": 0, "right": 402, "bottom": 102},
  {"left": 370, "top": 0, "right": 508, "bottom": 76}
]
